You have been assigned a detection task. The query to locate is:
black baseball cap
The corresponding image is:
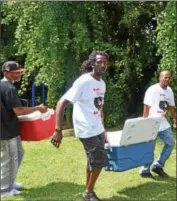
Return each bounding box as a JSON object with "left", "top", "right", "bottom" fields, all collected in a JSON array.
[{"left": 2, "top": 61, "right": 25, "bottom": 73}]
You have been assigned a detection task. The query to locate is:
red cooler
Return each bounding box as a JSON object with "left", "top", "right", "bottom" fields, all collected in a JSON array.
[{"left": 18, "top": 109, "right": 55, "bottom": 141}]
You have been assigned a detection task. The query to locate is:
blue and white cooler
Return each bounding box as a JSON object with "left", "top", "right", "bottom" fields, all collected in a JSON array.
[{"left": 104, "top": 117, "right": 161, "bottom": 172}]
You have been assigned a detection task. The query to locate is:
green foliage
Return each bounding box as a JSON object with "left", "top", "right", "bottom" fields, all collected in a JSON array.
[
  {"left": 0, "top": 2, "right": 18, "bottom": 61},
  {"left": 156, "top": 2, "right": 177, "bottom": 104},
  {"left": 1, "top": 2, "right": 172, "bottom": 128},
  {"left": 103, "top": 2, "right": 166, "bottom": 127}
]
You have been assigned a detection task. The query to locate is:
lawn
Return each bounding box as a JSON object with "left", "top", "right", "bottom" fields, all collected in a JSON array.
[{"left": 3, "top": 130, "right": 176, "bottom": 201}]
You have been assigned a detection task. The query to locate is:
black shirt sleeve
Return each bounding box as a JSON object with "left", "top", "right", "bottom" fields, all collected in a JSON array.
[{"left": 4, "top": 86, "right": 22, "bottom": 109}]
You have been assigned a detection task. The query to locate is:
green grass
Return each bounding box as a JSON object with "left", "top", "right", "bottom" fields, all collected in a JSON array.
[{"left": 3, "top": 131, "right": 176, "bottom": 201}]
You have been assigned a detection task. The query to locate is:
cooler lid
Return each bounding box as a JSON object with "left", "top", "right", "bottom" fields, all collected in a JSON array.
[
  {"left": 107, "top": 117, "right": 161, "bottom": 147},
  {"left": 18, "top": 108, "right": 55, "bottom": 121}
]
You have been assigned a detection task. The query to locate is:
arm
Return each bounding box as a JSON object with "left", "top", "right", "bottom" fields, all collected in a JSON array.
[
  {"left": 4, "top": 87, "right": 47, "bottom": 115},
  {"left": 55, "top": 97, "right": 70, "bottom": 130},
  {"left": 168, "top": 106, "right": 177, "bottom": 128},
  {"left": 142, "top": 86, "right": 153, "bottom": 118},
  {"left": 51, "top": 78, "right": 83, "bottom": 148},
  {"left": 51, "top": 97, "right": 70, "bottom": 148},
  {"left": 143, "top": 104, "right": 151, "bottom": 117},
  {"left": 13, "top": 104, "right": 47, "bottom": 115}
]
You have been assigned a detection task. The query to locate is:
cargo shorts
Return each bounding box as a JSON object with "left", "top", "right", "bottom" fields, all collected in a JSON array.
[{"left": 80, "top": 133, "right": 109, "bottom": 170}]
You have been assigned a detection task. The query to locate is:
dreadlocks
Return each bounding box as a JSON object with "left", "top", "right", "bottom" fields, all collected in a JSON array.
[{"left": 80, "top": 60, "right": 93, "bottom": 74}]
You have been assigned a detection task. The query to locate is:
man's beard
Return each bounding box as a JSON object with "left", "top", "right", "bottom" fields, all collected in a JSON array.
[{"left": 94, "top": 66, "right": 107, "bottom": 75}]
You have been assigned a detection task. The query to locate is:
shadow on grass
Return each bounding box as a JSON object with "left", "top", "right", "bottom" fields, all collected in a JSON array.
[
  {"left": 21, "top": 181, "right": 85, "bottom": 201},
  {"left": 104, "top": 176, "right": 176, "bottom": 201}
]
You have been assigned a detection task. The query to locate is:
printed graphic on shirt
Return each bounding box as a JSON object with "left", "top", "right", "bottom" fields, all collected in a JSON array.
[
  {"left": 94, "top": 97, "right": 103, "bottom": 110},
  {"left": 159, "top": 100, "right": 169, "bottom": 112}
]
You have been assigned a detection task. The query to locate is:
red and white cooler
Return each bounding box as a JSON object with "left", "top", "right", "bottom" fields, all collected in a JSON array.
[{"left": 18, "top": 109, "right": 55, "bottom": 141}]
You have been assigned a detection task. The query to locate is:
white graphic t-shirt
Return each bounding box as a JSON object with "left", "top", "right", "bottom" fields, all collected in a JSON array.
[
  {"left": 144, "top": 83, "right": 175, "bottom": 131},
  {"left": 64, "top": 73, "right": 105, "bottom": 138}
]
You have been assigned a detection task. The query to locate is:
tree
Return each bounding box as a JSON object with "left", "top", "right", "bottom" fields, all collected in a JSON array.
[
  {"left": 156, "top": 1, "right": 176, "bottom": 104},
  {"left": 1, "top": 1, "right": 168, "bottom": 127}
]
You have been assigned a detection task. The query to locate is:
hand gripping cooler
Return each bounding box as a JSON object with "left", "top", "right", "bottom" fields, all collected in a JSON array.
[
  {"left": 104, "top": 117, "right": 161, "bottom": 172},
  {"left": 18, "top": 109, "right": 55, "bottom": 141}
]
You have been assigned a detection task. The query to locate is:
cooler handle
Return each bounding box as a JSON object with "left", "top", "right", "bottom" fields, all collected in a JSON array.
[{"left": 104, "top": 143, "right": 112, "bottom": 152}]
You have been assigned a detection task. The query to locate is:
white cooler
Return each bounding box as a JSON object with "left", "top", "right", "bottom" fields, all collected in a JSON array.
[{"left": 104, "top": 117, "right": 161, "bottom": 172}]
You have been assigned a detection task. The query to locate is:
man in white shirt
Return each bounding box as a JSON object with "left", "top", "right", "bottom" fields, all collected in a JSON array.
[
  {"left": 140, "top": 71, "right": 176, "bottom": 179},
  {"left": 51, "top": 51, "right": 109, "bottom": 201}
]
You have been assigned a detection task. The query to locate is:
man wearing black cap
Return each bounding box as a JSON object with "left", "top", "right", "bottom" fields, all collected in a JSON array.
[{"left": 1, "top": 61, "right": 47, "bottom": 198}]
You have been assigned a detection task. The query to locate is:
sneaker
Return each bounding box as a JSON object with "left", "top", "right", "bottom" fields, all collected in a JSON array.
[
  {"left": 1, "top": 188, "right": 21, "bottom": 198},
  {"left": 140, "top": 172, "right": 155, "bottom": 179},
  {"left": 152, "top": 167, "right": 169, "bottom": 178},
  {"left": 92, "top": 192, "right": 101, "bottom": 201},
  {"left": 83, "top": 192, "right": 102, "bottom": 201},
  {"left": 13, "top": 183, "right": 24, "bottom": 191}
]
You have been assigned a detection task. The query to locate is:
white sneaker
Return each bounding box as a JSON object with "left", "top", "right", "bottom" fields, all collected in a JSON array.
[
  {"left": 13, "top": 183, "right": 24, "bottom": 191},
  {"left": 1, "top": 188, "right": 21, "bottom": 198}
]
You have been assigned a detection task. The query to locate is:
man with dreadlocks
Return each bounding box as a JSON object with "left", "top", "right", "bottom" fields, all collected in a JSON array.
[{"left": 51, "top": 50, "right": 109, "bottom": 201}]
